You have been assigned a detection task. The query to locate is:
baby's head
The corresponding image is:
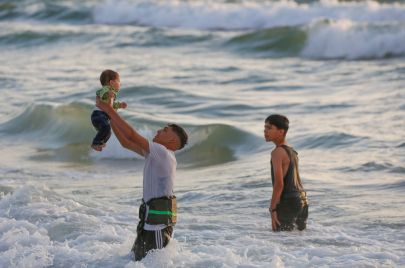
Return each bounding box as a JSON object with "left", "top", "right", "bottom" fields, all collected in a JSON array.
[{"left": 100, "top": 69, "right": 120, "bottom": 91}]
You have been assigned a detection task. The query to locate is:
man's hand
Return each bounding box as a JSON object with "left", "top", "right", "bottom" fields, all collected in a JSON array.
[
  {"left": 96, "top": 96, "right": 113, "bottom": 113},
  {"left": 108, "top": 91, "right": 116, "bottom": 98}
]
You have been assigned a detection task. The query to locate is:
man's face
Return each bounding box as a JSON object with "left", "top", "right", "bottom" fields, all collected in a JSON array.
[{"left": 153, "top": 125, "right": 178, "bottom": 147}]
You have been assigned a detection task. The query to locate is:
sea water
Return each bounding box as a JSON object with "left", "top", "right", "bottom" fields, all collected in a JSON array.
[{"left": 0, "top": 0, "right": 404, "bottom": 267}]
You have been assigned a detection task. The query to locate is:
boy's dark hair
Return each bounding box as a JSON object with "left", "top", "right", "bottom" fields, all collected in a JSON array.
[
  {"left": 168, "top": 123, "right": 188, "bottom": 150},
  {"left": 100, "top": 69, "right": 119, "bottom": 86},
  {"left": 265, "top": 114, "right": 289, "bottom": 134}
]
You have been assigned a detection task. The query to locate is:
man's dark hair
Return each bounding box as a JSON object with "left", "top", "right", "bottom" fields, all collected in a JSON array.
[
  {"left": 265, "top": 114, "right": 289, "bottom": 133},
  {"left": 100, "top": 69, "right": 119, "bottom": 86},
  {"left": 168, "top": 123, "right": 188, "bottom": 150}
]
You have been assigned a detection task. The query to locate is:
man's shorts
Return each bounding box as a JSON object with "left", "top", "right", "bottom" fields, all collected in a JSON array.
[{"left": 132, "top": 225, "right": 173, "bottom": 261}]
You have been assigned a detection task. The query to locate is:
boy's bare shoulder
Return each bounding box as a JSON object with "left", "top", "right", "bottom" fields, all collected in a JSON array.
[{"left": 271, "top": 146, "right": 288, "bottom": 158}]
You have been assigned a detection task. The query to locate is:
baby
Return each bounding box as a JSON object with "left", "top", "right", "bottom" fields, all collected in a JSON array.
[{"left": 91, "top": 69, "right": 127, "bottom": 151}]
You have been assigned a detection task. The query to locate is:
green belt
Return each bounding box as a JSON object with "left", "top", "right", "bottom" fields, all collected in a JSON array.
[
  {"left": 148, "top": 209, "right": 177, "bottom": 216},
  {"left": 145, "top": 196, "right": 177, "bottom": 226}
]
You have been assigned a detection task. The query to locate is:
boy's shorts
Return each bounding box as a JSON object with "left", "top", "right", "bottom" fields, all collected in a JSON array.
[{"left": 275, "top": 192, "right": 308, "bottom": 231}]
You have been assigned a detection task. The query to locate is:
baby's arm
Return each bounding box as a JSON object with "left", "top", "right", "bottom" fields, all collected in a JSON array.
[{"left": 120, "top": 102, "right": 127, "bottom": 108}]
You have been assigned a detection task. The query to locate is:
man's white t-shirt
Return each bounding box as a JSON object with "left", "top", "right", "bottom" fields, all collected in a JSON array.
[{"left": 143, "top": 140, "right": 177, "bottom": 231}]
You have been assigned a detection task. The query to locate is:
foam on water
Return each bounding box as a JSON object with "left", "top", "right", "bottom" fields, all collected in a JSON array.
[
  {"left": 0, "top": 185, "right": 135, "bottom": 267},
  {"left": 2, "top": 178, "right": 403, "bottom": 267}
]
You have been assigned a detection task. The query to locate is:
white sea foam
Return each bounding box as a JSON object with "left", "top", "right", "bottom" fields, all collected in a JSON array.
[
  {"left": 0, "top": 218, "right": 53, "bottom": 268},
  {"left": 0, "top": 185, "right": 136, "bottom": 267},
  {"left": 1, "top": 158, "right": 404, "bottom": 266},
  {"left": 93, "top": 0, "right": 405, "bottom": 30}
]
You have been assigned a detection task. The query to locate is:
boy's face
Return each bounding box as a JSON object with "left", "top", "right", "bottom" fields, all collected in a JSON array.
[
  {"left": 264, "top": 122, "right": 284, "bottom": 142},
  {"left": 153, "top": 125, "right": 179, "bottom": 149},
  {"left": 109, "top": 75, "right": 121, "bottom": 91}
]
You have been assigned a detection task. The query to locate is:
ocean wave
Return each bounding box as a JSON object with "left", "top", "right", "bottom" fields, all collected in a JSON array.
[
  {"left": 339, "top": 161, "right": 405, "bottom": 174},
  {"left": 114, "top": 28, "right": 214, "bottom": 48},
  {"left": 225, "top": 26, "right": 306, "bottom": 56},
  {"left": 91, "top": 0, "right": 405, "bottom": 59},
  {"left": 177, "top": 124, "right": 262, "bottom": 168},
  {"left": 397, "top": 142, "right": 405, "bottom": 148},
  {"left": 0, "top": 103, "right": 262, "bottom": 167},
  {"left": 92, "top": 0, "right": 405, "bottom": 29},
  {"left": 294, "top": 131, "right": 366, "bottom": 149},
  {"left": 382, "top": 180, "right": 405, "bottom": 190},
  {"left": 4, "top": 0, "right": 405, "bottom": 28},
  {"left": 0, "top": 1, "right": 92, "bottom": 22},
  {"left": 302, "top": 19, "right": 405, "bottom": 59},
  {"left": 361, "top": 179, "right": 405, "bottom": 191},
  {"left": 121, "top": 86, "right": 264, "bottom": 119},
  {"left": 0, "top": 103, "right": 93, "bottom": 146},
  {"left": 121, "top": 85, "right": 211, "bottom": 108},
  {"left": 0, "top": 29, "right": 84, "bottom": 47},
  {"left": 0, "top": 22, "right": 105, "bottom": 48},
  {"left": 2, "top": 1, "right": 405, "bottom": 59},
  {"left": 224, "top": 20, "right": 405, "bottom": 59}
]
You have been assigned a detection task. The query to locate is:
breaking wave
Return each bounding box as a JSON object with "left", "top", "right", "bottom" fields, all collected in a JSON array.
[{"left": 0, "top": 103, "right": 262, "bottom": 167}]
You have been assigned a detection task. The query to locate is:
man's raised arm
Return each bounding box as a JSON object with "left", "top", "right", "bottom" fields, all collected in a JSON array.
[{"left": 96, "top": 97, "right": 149, "bottom": 155}]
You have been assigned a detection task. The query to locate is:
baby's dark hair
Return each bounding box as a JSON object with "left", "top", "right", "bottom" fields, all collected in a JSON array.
[
  {"left": 265, "top": 114, "right": 289, "bottom": 134},
  {"left": 168, "top": 123, "right": 188, "bottom": 150},
  {"left": 100, "top": 69, "right": 119, "bottom": 86}
]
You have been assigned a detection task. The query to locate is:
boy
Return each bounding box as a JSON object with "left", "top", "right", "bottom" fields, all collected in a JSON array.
[
  {"left": 96, "top": 96, "right": 188, "bottom": 261},
  {"left": 264, "top": 114, "right": 308, "bottom": 231},
  {"left": 91, "top": 69, "right": 127, "bottom": 151}
]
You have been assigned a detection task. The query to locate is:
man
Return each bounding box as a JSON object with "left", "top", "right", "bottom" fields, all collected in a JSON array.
[
  {"left": 96, "top": 97, "right": 188, "bottom": 261},
  {"left": 264, "top": 114, "right": 308, "bottom": 231}
]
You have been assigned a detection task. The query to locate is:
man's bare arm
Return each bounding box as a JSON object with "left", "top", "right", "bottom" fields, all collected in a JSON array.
[
  {"left": 111, "top": 121, "right": 145, "bottom": 156},
  {"left": 96, "top": 97, "right": 149, "bottom": 154}
]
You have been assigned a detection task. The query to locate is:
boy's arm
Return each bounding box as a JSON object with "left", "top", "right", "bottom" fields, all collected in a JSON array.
[
  {"left": 270, "top": 148, "right": 284, "bottom": 231},
  {"left": 270, "top": 148, "right": 285, "bottom": 210},
  {"left": 96, "top": 97, "right": 150, "bottom": 155}
]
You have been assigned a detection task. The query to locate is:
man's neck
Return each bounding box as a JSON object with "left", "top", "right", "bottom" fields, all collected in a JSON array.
[{"left": 155, "top": 140, "right": 176, "bottom": 152}]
